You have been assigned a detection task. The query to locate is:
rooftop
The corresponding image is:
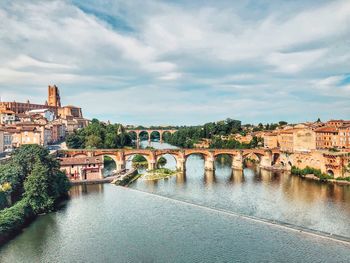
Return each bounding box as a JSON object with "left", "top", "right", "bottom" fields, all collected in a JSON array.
[
  {"left": 314, "top": 126, "right": 338, "bottom": 133},
  {"left": 59, "top": 156, "right": 104, "bottom": 166}
]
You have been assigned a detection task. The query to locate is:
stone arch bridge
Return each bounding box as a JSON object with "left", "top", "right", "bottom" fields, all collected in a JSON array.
[
  {"left": 126, "top": 129, "right": 177, "bottom": 144},
  {"left": 58, "top": 148, "right": 281, "bottom": 172}
]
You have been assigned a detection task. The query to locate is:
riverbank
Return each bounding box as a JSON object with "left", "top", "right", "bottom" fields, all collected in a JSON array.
[
  {"left": 294, "top": 173, "right": 350, "bottom": 185},
  {"left": 291, "top": 166, "right": 350, "bottom": 185},
  {"left": 0, "top": 145, "right": 71, "bottom": 247},
  {"left": 141, "top": 168, "right": 178, "bottom": 181},
  {"left": 112, "top": 169, "right": 139, "bottom": 186}
]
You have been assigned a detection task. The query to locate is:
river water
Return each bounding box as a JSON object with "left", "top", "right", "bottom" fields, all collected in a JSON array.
[{"left": 1, "top": 141, "right": 350, "bottom": 262}]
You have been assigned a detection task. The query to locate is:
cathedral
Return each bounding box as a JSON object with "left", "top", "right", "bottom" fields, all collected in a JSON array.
[{"left": 0, "top": 85, "right": 83, "bottom": 119}]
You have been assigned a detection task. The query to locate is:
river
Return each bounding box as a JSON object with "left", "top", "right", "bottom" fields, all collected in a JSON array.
[{"left": 0, "top": 141, "right": 350, "bottom": 262}]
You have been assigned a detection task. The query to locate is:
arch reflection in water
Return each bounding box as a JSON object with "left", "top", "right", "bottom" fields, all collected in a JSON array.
[{"left": 130, "top": 151, "right": 350, "bottom": 238}]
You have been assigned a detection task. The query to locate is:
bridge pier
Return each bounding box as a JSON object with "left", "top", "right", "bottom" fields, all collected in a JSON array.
[
  {"left": 232, "top": 153, "right": 243, "bottom": 170},
  {"left": 260, "top": 152, "right": 273, "bottom": 169},
  {"left": 204, "top": 154, "right": 215, "bottom": 171},
  {"left": 176, "top": 159, "right": 186, "bottom": 172},
  {"left": 148, "top": 160, "right": 156, "bottom": 171},
  {"left": 116, "top": 161, "right": 126, "bottom": 172},
  {"left": 204, "top": 170, "right": 215, "bottom": 184}
]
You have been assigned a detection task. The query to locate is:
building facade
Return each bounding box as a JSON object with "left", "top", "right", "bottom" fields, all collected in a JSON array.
[
  {"left": 338, "top": 124, "right": 350, "bottom": 149},
  {"left": 0, "top": 110, "right": 16, "bottom": 125},
  {"left": 315, "top": 126, "right": 339, "bottom": 149},
  {"left": 0, "top": 129, "right": 4, "bottom": 153},
  {"left": 59, "top": 156, "right": 104, "bottom": 181}
]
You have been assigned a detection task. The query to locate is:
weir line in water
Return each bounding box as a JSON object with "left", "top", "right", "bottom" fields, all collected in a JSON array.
[{"left": 118, "top": 186, "right": 350, "bottom": 246}]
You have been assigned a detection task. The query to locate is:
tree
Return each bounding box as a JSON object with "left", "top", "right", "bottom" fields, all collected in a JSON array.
[
  {"left": 66, "top": 133, "right": 84, "bottom": 149},
  {"left": 157, "top": 157, "right": 167, "bottom": 168},
  {"left": 11, "top": 145, "right": 58, "bottom": 181},
  {"left": 279, "top": 121, "right": 288, "bottom": 126},
  {"left": 85, "top": 135, "right": 103, "bottom": 148},
  {"left": 132, "top": 155, "right": 147, "bottom": 163},
  {"left": 23, "top": 163, "right": 54, "bottom": 214},
  {"left": 66, "top": 120, "right": 133, "bottom": 149},
  {"left": 104, "top": 133, "right": 117, "bottom": 148}
]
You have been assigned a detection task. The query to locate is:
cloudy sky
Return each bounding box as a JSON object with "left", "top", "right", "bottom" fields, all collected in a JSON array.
[{"left": 0, "top": 0, "right": 349, "bottom": 125}]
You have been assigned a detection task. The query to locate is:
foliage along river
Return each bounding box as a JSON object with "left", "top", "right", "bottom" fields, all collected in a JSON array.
[{"left": 1, "top": 141, "right": 350, "bottom": 262}]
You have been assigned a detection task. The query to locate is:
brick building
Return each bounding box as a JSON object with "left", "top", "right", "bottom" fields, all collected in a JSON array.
[{"left": 59, "top": 156, "right": 104, "bottom": 181}]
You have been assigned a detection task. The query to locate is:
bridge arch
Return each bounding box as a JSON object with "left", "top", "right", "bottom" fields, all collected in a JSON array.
[
  {"left": 184, "top": 150, "right": 210, "bottom": 160},
  {"left": 125, "top": 153, "right": 151, "bottom": 170},
  {"left": 138, "top": 130, "right": 150, "bottom": 141},
  {"left": 150, "top": 130, "right": 161, "bottom": 142},
  {"left": 93, "top": 153, "right": 119, "bottom": 176},
  {"left": 242, "top": 152, "right": 262, "bottom": 163},
  {"left": 155, "top": 153, "right": 178, "bottom": 170},
  {"left": 161, "top": 130, "right": 173, "bottom": 141},
  {"left": 327, "top": 169, "right": 334, "bottom": 176},
  {"left": 272, "top": 153, "right": 280, "bottom": 166}
]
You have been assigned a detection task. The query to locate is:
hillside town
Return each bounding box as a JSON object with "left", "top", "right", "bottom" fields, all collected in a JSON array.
[
  {"left": 0, "top": 85, "right": 350, "bottom": 180},
  {"left": 0, "top": 85, "right": 89, "bottom": 154}
]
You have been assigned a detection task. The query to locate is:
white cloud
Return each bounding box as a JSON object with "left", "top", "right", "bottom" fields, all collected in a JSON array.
[
  {"left": 266, "top": 49, "right": 327, "bottom": 74},
  {"left": 0, "top": 0, "right": 349, "bottom": 124}
]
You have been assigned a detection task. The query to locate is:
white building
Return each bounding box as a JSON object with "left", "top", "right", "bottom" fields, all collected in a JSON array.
[
  {"left": 27, "top": 109, "right": 55, "bottom": 121},
  {"left": 0, "top": 110, "right": 16, "bottom": 125}
]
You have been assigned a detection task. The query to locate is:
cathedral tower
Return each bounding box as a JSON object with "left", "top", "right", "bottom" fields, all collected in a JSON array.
[{"left": 48, "top": 85, "right": 61, "bottom": 107}]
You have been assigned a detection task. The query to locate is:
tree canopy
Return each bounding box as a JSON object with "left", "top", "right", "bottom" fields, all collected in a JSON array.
[{"left": 66, "top": 119, "right": 133, "bottom": 149}]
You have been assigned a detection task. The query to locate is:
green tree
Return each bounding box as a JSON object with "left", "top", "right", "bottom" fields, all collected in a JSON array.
[
  {"left": 279, "top": 121, "right": 288, "bottom": 126},
  {"left": 66, "top": 133, "right": 84, "bottom": 148},
  {"left": 23, "top": 163, "right": 54, "bottom": 214},
  {"left": 157, "top": 157, "right": 167, "bottom": 168},
  {"left": 132, "top": 155, "right": 147, "bottom": 163},
  {"left": 104, "top": 133, "right": 117, "bottom": 148},
  {"left": 86, "top": 135, "right": 103, "bottom": 148}
]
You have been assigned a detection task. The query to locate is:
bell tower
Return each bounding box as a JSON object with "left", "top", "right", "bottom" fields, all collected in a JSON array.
[{"left": 48, "top": 85, "right": 61, "bottom": 107}]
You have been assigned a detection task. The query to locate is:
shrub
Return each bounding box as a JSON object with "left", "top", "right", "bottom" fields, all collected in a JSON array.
[
  {"left": 291, "top": 166, "right": 333, "bottom": 180},
  {"left": 336, "top": 177, "right": 350, "bottom": 182},
  {"left": 0, "top": 198, "right": 34, "bottom": 243}
]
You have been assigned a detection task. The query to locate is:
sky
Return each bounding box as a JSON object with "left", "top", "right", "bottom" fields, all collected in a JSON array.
[{"left": 0, "top": 0, "right": 349, "bottom": 126}]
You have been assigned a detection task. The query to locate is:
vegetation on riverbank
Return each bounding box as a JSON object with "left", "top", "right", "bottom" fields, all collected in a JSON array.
[
  {"left": 141, "top": 168, "right": 177, "bottom": 181},
  {"left": 162, "top": 118, "right": 263, "bottom": 149},
  {"left": 336, "top": 177, "right": 350, "bottom": 182},
  {"left": 131, "top": 154, "right": 148, "bottom": 168},
  {"left": 66, "top": 119, "right": 133, "bottom": 149},
  {"left": 163, "top": 118, "right": 243, "bottom": 148},
  {"left": 131, "top": 155, "right": 168, "bottom": 169},
  {"left": 291, "top": 166, "right": 334, "bottom": 181},
  {"left": 0, "top": 145, "right": 70, "bottom": 245},
  {"left": 209, "top": 136, "right": 263, "bottom": 149},
  {"left": 113, "top": 170, "right": 140, "bottom": 186}
]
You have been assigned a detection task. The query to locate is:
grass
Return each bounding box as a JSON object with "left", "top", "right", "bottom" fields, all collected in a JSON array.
[{"left": 142, "top": 168, "right": 177, "bottom": 181}]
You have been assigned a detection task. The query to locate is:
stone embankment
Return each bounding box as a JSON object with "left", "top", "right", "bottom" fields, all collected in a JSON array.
[{"left": 111, "top": 169, "right": 139, "bottom": 186}]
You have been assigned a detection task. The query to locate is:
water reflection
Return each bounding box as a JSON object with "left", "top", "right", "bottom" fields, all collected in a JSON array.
[
  {"left": 131, "top": 142, "right": 350, "bottom": 237},
  {"left": 69, "top": 184, "right": 104, "bottom": 197},
  {"left": 204, "top": 170, "right": 216, "bottom": 185}
]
